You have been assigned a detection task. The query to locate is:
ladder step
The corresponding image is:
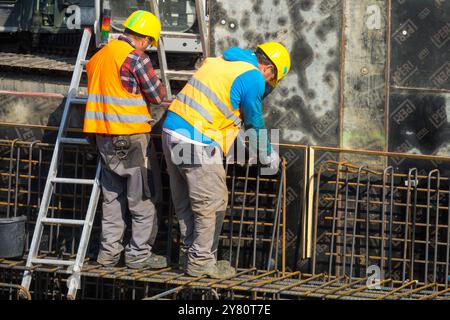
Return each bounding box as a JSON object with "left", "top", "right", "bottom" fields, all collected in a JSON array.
[
  {"left": 52, "top": 177, "right": 95, "bottom": 185},
  {"left": 30, "top": 259, "right": 75, "bottom": 267},
  {"left": 71, "top": 95, "right": 88, "bottom": 104},
  {"left": 166, "top": 70, "right": 195, "bottom": 76},
  {"left": 41, "top": 218, "right": 86, "bottom": 227},
  {"left": 60, "top": 137, "right": 90, "bottom": 145},
  {"left": 165, "top": 70, "right": 195, "bottom": 80},
  {"left": 161, "top": 31, "right": 200, "bottom": 40},
  {"left": 80, "top": 59, "right": 89, "bottom": 65}
]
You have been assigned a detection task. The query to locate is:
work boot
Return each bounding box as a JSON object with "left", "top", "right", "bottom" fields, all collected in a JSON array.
[
  {"left": 217, "top": 260, "right": 236, "bottom": 276},
  {"left": 126, "top": 254, "right": 168, "bottom": 269},
  {"left": 186, "top": 260, "right": 236, "bottom": 279},
  {"left": 97, "top": 252, "right": 120, "bottom": 268}
]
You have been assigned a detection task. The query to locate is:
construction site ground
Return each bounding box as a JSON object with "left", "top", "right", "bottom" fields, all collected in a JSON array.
[{"left": 1, "top": 256, "right": 450, "bottom": 300}]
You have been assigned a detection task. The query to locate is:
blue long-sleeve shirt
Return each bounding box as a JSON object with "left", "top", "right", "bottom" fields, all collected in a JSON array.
[{"left": 163, "top": 47, "right": 272, "bottom": 154}]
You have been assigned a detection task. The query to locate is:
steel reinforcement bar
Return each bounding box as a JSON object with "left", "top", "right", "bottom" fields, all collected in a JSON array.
[{"left": 1, "top": 258, "right": 449, "bottom": 300}]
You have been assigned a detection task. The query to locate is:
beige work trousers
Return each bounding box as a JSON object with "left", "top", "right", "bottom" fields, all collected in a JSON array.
[{"left": 162, "top": 131, "right": 228, "bottom": 269}]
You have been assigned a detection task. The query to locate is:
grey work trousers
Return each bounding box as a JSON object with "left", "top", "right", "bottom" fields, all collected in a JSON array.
[
  {"left": 162, "top": 131, "right": 228, "bottom": 269},
  {"left": 96, "top": 133, "right": 160, "bottom": 264}
]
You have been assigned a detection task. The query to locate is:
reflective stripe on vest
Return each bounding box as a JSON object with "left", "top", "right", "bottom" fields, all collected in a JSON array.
[
  {"left": 87, "top": 94, "right": 146, "bottom": 107},
  {"left": 84, "top": 111, "right": 151, "bottom": 123},
  {"left": 176, "top": 92, "right": 213, "bottom": 123},
  {"left": 180, "top": 78, "right": 242, "bottom": 127}
]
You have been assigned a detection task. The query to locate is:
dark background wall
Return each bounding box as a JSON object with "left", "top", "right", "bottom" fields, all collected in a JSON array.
[{"left": 389, "top": 0, "right": 450, "bottom": 173}]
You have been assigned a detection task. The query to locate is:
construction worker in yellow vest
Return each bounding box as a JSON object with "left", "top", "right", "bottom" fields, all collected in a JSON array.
[
  {"left": 83, "top": 10, "right": 168, "bottom": 269},
  {"left": 162, "top": 42, "right": 291, "bottom": 278}
]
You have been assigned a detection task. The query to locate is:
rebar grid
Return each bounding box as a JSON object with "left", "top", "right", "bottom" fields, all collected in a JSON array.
[
  {"left": 312, "top": 160, "right": 450, "bottom": 288},
  {"left": 0, "top": 138, "right": 287, "bottom": 299},
  {"left": 0, "top": 137, "right": 285, "bottom": 268},
  {"left": 0, "top": 139, "right": 103, "bottom": 257},
  {"left": 5, "top": 138, "right": 450, "bottom": 299},
  {"left": 221, "top": 160, "right": 285, "bottom": 271}
]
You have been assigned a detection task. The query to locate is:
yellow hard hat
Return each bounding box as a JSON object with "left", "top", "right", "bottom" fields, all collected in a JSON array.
[
  {"left": 123, "top": 10, "right": 161, "bottom": 47},
  {"left": 257, "top": 42, "right": 291, "bottom": 87}
]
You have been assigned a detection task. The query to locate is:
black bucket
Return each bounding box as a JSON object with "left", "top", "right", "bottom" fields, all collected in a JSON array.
[{"left": 0, "top": 215, "right": 27, "bottom": 259}]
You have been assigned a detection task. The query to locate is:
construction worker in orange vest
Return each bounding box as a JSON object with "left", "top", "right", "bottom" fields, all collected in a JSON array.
[
  {"left": 162, "top": 42, "right": 291, "bottom": 278},
  {"left": 83, "top": 10, "right": 167, "bottom": 269}
]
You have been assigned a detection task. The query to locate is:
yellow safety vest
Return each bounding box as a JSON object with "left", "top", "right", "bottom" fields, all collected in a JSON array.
[
  {"left": 168, "top": 57, "right": 258, "bottom": 154},
  {"left": 83, "top": 40, "right": 152, "bottom": 135}
]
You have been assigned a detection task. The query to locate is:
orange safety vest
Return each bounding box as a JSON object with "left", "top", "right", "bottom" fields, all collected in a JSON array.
[
  {"left": 168, "top": 57, "right": 258, "bottom": 154},
  {"left": 83, "top": 40, "right": 152, "bottom": 135}
]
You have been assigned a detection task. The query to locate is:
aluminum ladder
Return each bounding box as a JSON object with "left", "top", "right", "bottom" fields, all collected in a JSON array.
[
  {"left": 149, "top": 0, "right": 210, "bottom": 99},
  {"left": 20, "top": 28, "right": 101, "bottom": 300}
]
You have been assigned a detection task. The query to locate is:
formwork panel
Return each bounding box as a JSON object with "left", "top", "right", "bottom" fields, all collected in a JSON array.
[
  {"left": 341, "top": 0, "right": 387, "bottom": 152},
  {"left": 388, "top": 0, "right": 450, "bottom": 169}
]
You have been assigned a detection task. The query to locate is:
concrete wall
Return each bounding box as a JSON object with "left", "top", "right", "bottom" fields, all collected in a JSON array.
[
  {"left": 210, "top": 0, "right": 342, "bottom": 147},
  {"left": 210, "top": 0, "right": 450, "bottom": 157}
]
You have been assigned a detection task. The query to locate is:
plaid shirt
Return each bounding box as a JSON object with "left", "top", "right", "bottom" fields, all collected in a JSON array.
[{"left": 119, "top": 35, "right": 166, "bottom": 105}]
